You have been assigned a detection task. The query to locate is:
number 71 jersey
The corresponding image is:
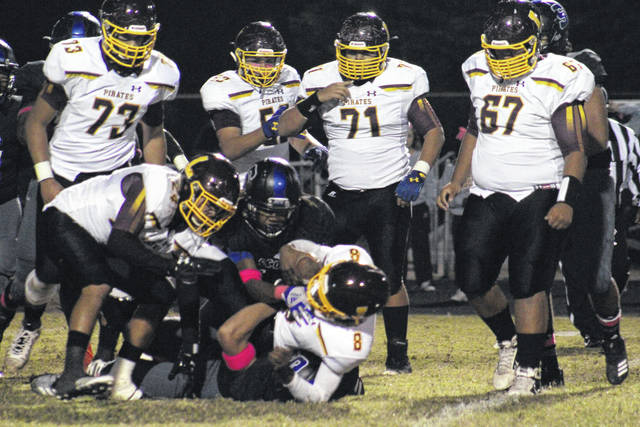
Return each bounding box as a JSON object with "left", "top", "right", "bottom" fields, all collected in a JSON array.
[
  {"left": 462, "top": 51, "right": 594, "bottom": 200},
  {"left": 43, "top": 37, "right": 180, "bottom": 181},
  {"left": 301, "top": 58, "right": 429, "bottom": 190}
]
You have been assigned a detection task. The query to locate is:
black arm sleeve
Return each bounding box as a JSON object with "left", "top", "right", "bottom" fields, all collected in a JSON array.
[
  {"left": 407, "top": 92, "right": 442, "bottom": 138},
  {"left": 176, "top": 277, "right": 200, "bottom": 348},
  {"left": 551, "top": 101, "right": 587, "bottom": 156},
  {"left": 209, "top": 109, "right": 241, "bottom": 131},
  {"left": 142, "top": 101, "right": 164, "bottom": 127},
  {"left": 107, "top": 229, "right": 175, "bottom": 276},
  {"left": 40, "top": 81, "right": 67, "bottom": 111},
  {"left": 466, "top": 103, "right": 479, "bottom": 137}
]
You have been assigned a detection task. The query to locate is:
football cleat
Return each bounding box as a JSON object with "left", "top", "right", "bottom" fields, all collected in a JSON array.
[
  {"left": 540, "top": 366, "right": 564, "bottom": 388},
  {"left": 450, "top": 288, "right": 468, "bottom": 303},
  {"left": 86, "top": 358, "right": 116, "bottom": 377},
  {"left": 603, "top": 334, "right": 629, "bottom": 385},
  {"left": 31, "top": 373, "right": 60, "bottom": 396},
  {"left": 110, "top": 378, "right": 143, "bottom": 401},
  {"left": 583, "top": 333, "right": 605, "bottom": 349},
  {"left": 507, "top": 365, "right": 541, "bottom": 396},
  {"left": 383, "top": 338, "right": 412, "bottom": 375},
  {"left": 420, "top": 280, "right": 436, "bottom": 292},
  {"left": 4, "top": 326, "right": 41, "bottom": 373},
  {"left": 493, "top": 336, "right": 517, "bottom": 390},
  {"left": 54, "top": 375, "right": 113, "bottom": 400}
]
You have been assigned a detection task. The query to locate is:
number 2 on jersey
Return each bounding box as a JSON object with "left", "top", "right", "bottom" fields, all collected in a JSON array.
[
  {"left": 87, "top": 98, "right": 140, "bottom": 139},
  {"left": 480, "top": 95, "right": 523, "bottom": 135}
]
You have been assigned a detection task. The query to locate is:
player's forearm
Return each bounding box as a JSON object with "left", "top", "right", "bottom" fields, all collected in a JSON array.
[
  {"left": 142, "top": 124, "right": 167, "bottom": 165},
  {"left": 417, "top": 127, "right": 445, "bottom": 169},
  {"left": 219, "top": 129, "right": 271, "bottom": 160},
  {"left": 450, "top": 131, "right": 477, "bottom": 186},
  {"left": 278, "top": 107, "right": 308, "bottom": 138},
  {"left": 584, "top": 87, "right": 609, "bottom": 154},
  {"left": 562, "top": 150, "right": 587, "bottom": 181}
]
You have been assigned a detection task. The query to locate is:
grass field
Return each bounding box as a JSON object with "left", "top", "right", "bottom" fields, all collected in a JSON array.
[{"left": 0, "top": 308, "right": 638, "bottom": 427}]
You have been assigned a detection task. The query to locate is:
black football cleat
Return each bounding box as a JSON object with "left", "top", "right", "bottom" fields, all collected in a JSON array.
[
  {"left": 383, "top": 338, "right": 412, "bottom": 375},
  {"left": 603, "top": 335, "right": 629, "bottom": 385}
]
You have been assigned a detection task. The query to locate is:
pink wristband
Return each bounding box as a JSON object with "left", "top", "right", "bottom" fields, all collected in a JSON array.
[
  {"left": 222, "top": 343, "right": 256, "bottom": 371},
  {"left": 239, "top": 268, "right": 262, "bottom": 283},
  {"left": 18, "top": 106, "right": 33, "bottom": 116}
]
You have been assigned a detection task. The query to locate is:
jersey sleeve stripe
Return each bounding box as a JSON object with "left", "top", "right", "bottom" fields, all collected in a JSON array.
[
  {"left": 315, "top": 324, "right": 329, "bottom": 356},
  {"left": 281, "top": 80, "right": 301, "bottom": 87},
  {"left": 228, "top": 89, "right": 253, "bottom": 100},
  {"left": 379, "top": 84, "right": 412, "bottom": 91},
  {"left": 531, "top": 77, "right": 565, "bottom": 91},
  {"left": 465, "top": 68, "right": 488, "bottom": 77},
  {"left": 145, "top": 82, "right": 176, "bottom": 91},
  {"left": 65, "top": 71, "right": 102, "bottom": 79}
]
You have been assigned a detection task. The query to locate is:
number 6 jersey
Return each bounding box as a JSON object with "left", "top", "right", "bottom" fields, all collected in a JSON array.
[
  {"left": 462, "top": 51, "right": 594, "bottom": 201},
  {"left": 43, "top": 37, "right": 180, "bottom": 182}
]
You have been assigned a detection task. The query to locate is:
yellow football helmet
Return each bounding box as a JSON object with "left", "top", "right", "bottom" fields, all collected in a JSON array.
[
  {"left": 99, "top": 0, "right": 159, "bottom": 69},
  {"left": 233, "top": 22, "right": 287, "bottom": 88},
  {"left": 179, "top": 153, "right": 240, "bottom": 238},
  {"left": 306, "top": 261, "right": 389, "bottom": 326},
  {"left": 481, "top": 3, "right": 541, "bottom": 82},
  {"left": 335, "top": 12, "right": 389, "bottom": 81}
]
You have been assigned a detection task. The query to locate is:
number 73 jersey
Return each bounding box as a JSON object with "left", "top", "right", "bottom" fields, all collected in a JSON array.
[
  {"left": 462, "top": 51, "right": 594, "bottom": 201},
  {"left": 43, "top": 37, "right": 180, "bottom": 182},
  {"left": 301, "top": 58, "right": 429, "bottom": 190}
]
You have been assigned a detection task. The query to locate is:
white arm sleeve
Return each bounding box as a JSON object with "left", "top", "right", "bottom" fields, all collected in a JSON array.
[{"left": 284, "top": 362, "right": 342, "bottom": 402}]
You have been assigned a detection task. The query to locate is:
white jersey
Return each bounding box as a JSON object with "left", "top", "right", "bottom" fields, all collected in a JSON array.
[
  {"left": 200, "top": 65, "right": 303, "bottom": 172},
  {"left": 301, "top": 58, "right": 429, "bottom": 190},
  {"left": 462, "top": 51, "right": 594, "bottom": 201},
  {"left": 43, "top": 164, "right": 227, "bottom": 261},
  {"left": 273, "top": 241, "right": 375, "bottom": 402},
  {"left": 44, "top": 37, "right": 180, "bottom": 181}
]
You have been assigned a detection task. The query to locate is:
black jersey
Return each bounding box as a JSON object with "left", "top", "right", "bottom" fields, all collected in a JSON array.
[
  {"left": 0, "top": 95, "right": 26, "bottom": 204},
  {"left": 215, "top": 195, "right": 335, "bottom": 283}
]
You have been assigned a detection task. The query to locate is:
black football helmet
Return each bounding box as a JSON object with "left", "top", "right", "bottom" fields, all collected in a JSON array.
[
  {"left": 0, "top": 39, "right": 18, "bottom": 105},
  {"left": 481, "top": 1, "right": 542, "bottom": 82},
  {"left": 307, "top": 261, "right": 389, "bottom": 326},
  {"left": 242, "top": 157, "right": 302, "bottom": 239},
  {"left": 568, "top": 48, "right": 607, "bottom": 86},
  {"left": 45, "top": 11, "right": 101, "bottom": 47},
  {"left": 335, "top": 11, "right": 390, "bottom": 81},
  {"left": 530, "top": 0, "right": 570, "bottom": 54},
  {"left": 179, "top": 153, "right": 240, "bottom": 237},
  {"left": 232, "top": 22, "right": 287, "bottom": 88},
  {"left": 99, "top": 0, "right": 159, "bottom": 70}
]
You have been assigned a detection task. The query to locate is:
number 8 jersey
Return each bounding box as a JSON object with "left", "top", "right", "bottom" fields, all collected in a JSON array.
[
  {"left": 301, "top": 58, "right": 430, "bottom": 191},
  {"left": 43, "top": 37, "right": 180, "bottom": 182},
  {"left": 462, "top": 51, "right": 594, "bottom": 201}
]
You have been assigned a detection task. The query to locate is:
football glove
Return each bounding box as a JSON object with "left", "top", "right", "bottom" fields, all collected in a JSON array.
[
  {"left": 395, "top": 170, "right": 427, "bottom": 202},
  {"left": 283, "top": 287, "right": 314, "bottom": 326},
  {"left": 172, "top": 252, "right": 222, "bottom": 284},
  {"left": 262, "top": 105, "right": 287, "bottom": 140},
  {"left": 303, "top": 145, "right": 329, "bottom": 172},
  {"left": 168, "top": 345, "right": 198, "bottom": 397}
]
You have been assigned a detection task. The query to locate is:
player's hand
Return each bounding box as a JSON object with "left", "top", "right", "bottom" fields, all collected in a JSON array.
[
  {"left": 545, "top": 202, "right": 574, "bottom": 229},
  {"left": 317, "top": 81, "right": 352, "bottom": 103},
  {"left": 172, "top": 252, "right": 222, "bottom": 284},
  {"left": 269, "top": 347, "right": 295, "bottom": 384},
  {"left": 303, "top": 145, "right": 329, "bottom": 172},
  {"left": 40, "top": 179, "right": 64, "bottom": 205},
  {"left": 395, "top": 170, "right": 426, "bottom": 203},
  {"left": 262, "top": 105, "right": 287, "bottom": 140},
  {"left": 437, "top": 182, "right": 462, "bottom": 211}
]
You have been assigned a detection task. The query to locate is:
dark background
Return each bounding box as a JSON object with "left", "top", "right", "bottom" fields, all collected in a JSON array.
[{"left": 1, "top": 0, "right": 638, "bottom": 153}]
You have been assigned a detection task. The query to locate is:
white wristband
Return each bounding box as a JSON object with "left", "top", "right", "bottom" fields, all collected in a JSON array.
[
  {"left": 173, "top": 154, "right": 189, "bottom": 171},
  {"left": 413, "top": 160, "right": 431, "bottom": 176},
  {"left": 34, "top": 161, "right": 54, "bottom": 182}
]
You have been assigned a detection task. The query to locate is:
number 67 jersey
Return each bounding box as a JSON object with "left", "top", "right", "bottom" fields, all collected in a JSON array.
[
  {"left": 43, "top": 37, "right": 180, "bottom": 182},
  {"left": 462, "top": 51, "right": 594, "bottom": 201}
]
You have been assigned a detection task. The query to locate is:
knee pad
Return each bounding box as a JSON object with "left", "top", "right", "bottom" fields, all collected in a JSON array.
[{"left": 24, "top": 270, "right": 59, "bottom": 306}]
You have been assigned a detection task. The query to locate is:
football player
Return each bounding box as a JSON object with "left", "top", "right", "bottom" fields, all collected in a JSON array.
[
  {"left": 277, "top": 11, "right": 445, "bottom": 374},
  {"left": 437, "top": 1, "right": 603, "bottom": 395},
  {"left": 533, "top": 0, "right": 628, "bottom": 385},
  {"left": 0, "top": 39, "right": 26, "bottom": 351},
  {"left": 0, "top": 0, "right": 180, "bottom": 375},
  {"left": 200, "top": 21, "right": 327, "bottom": 173},
  {"left": 210, "top": 157, "right": 335, "bottom": 306},
  {"left": 0, "top": 10, "right": 103, "bottom": 377},
  {"left": 216, "top": 241, "right": 388, "bottom": 402},
  {"left": 32, "top": 242, "right": 383, "bottom": 401},
  {"left": 30, "top": 153, "right": 240, "bottom": 399}
]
